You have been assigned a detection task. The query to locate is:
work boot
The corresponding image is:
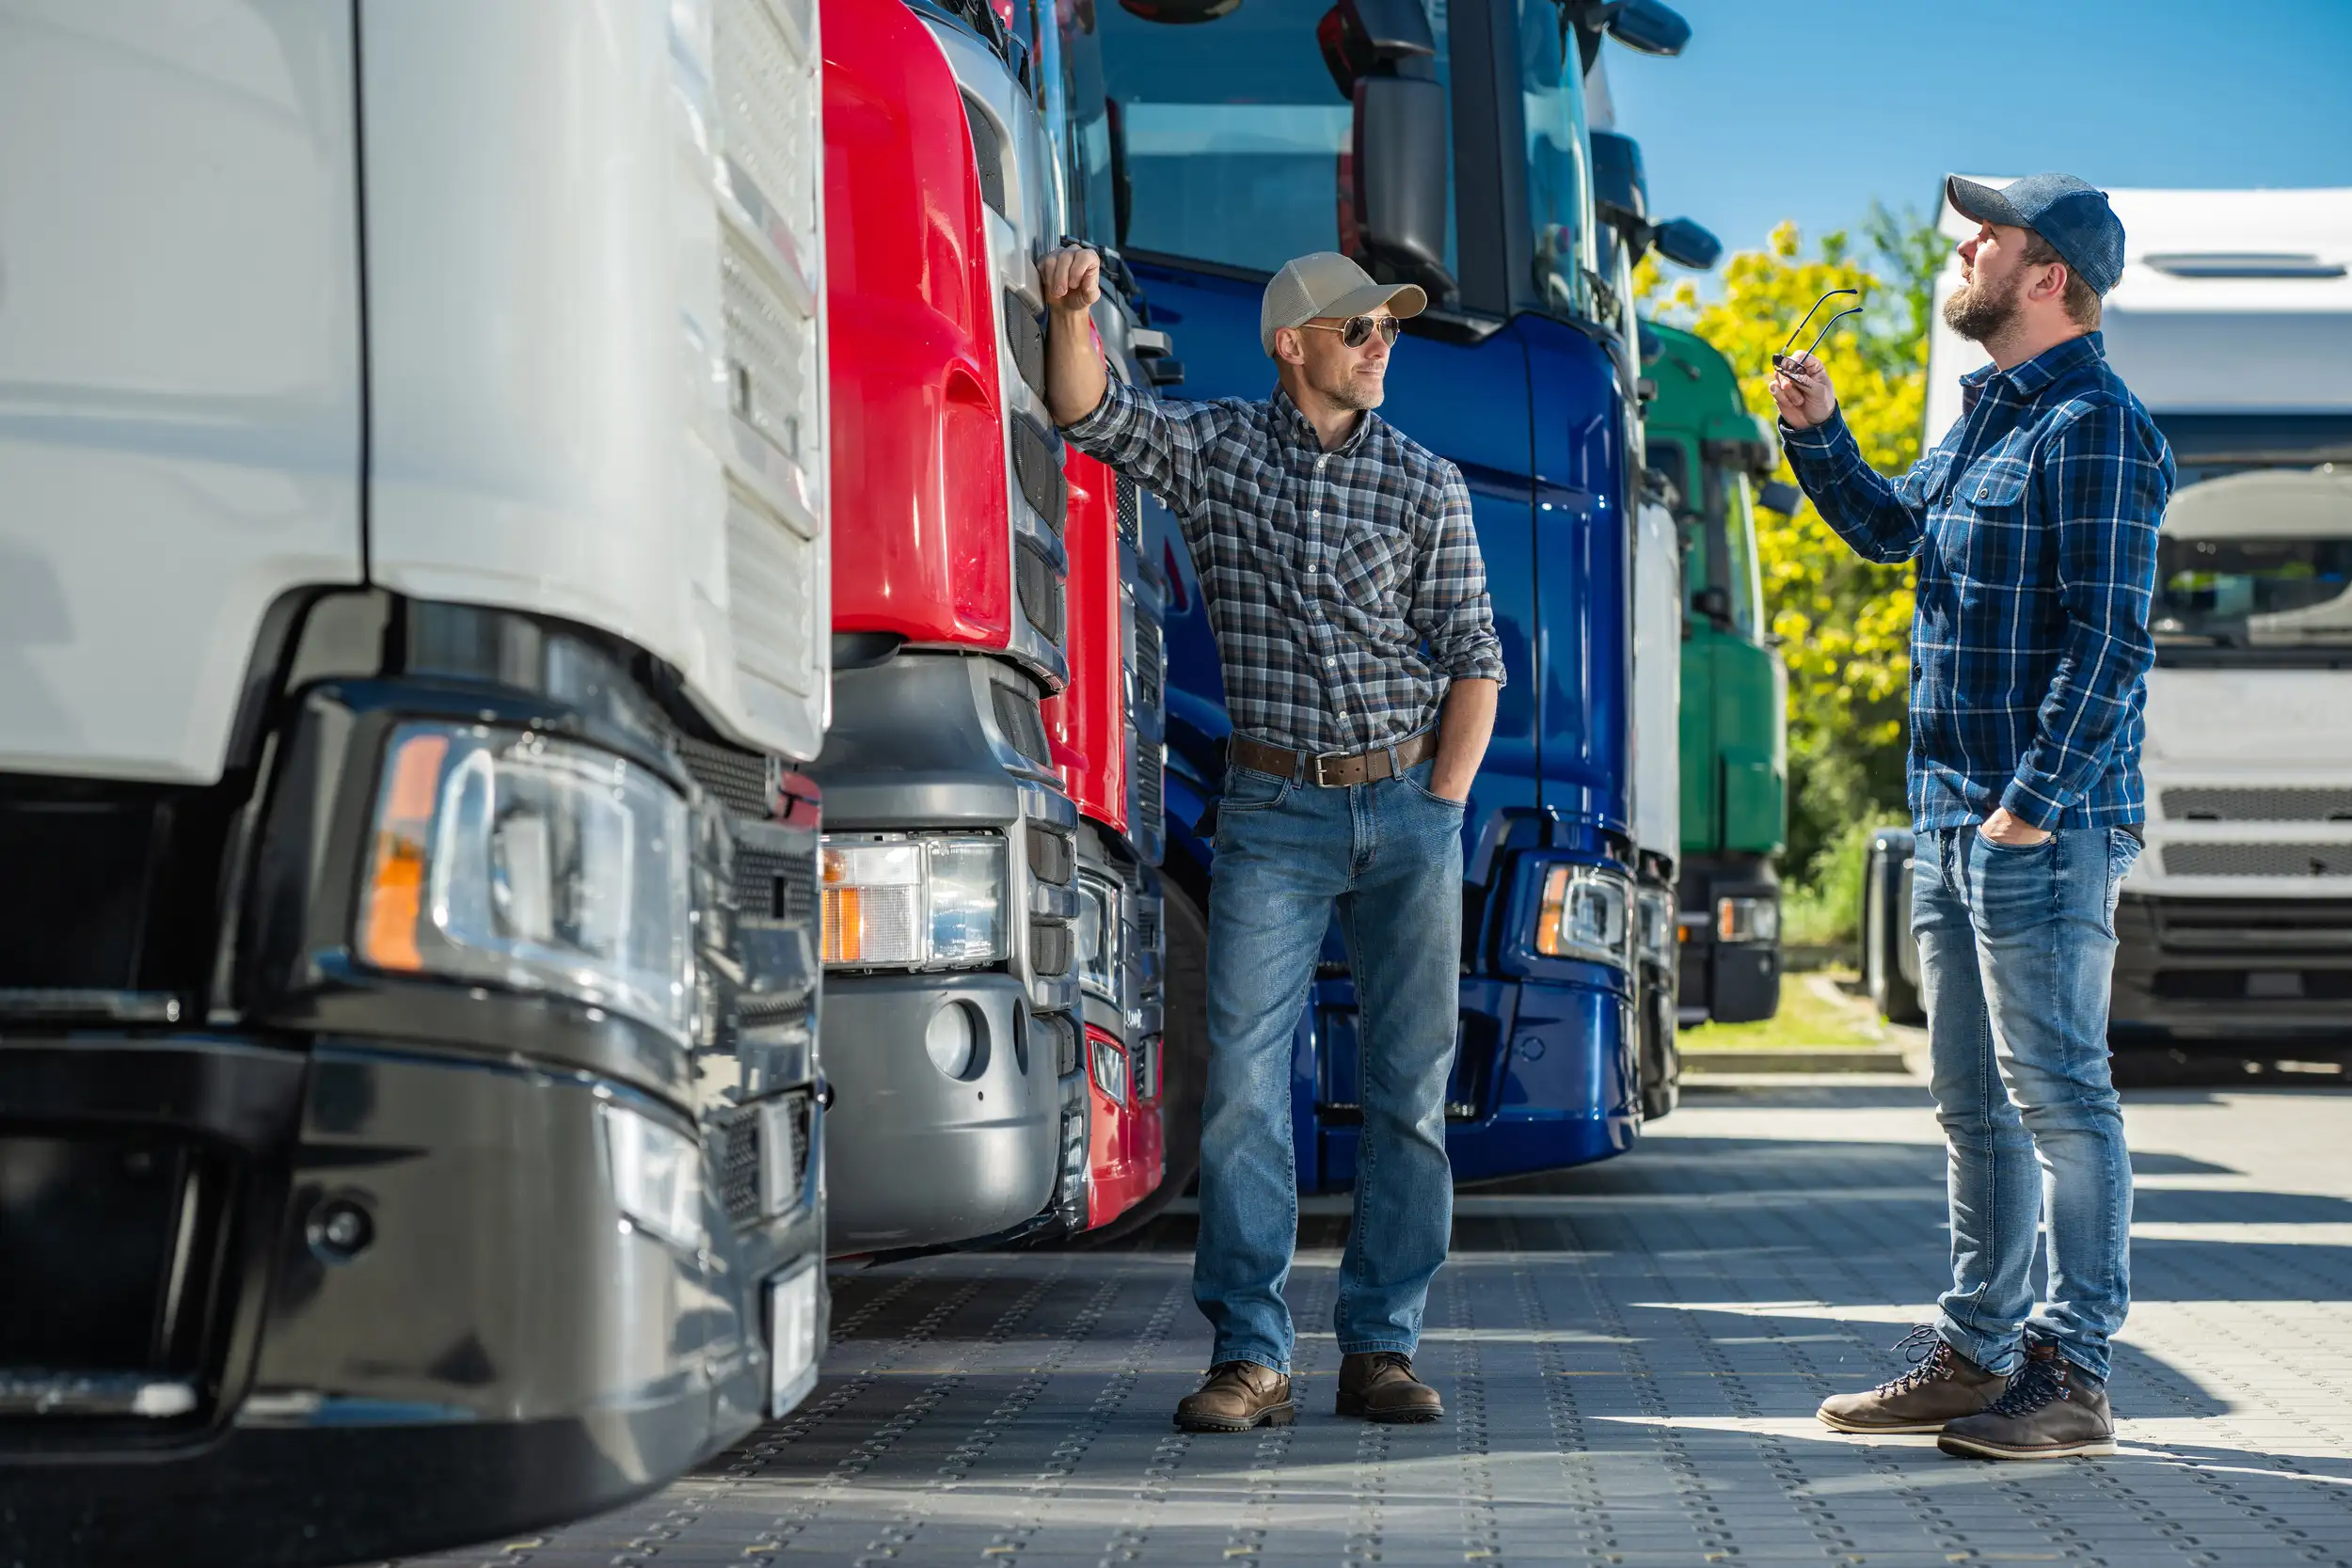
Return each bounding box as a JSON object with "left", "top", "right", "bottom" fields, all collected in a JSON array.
[
  {"left": 1174, "top": 1361, "right": 1296, "bottom": 1433},
  {"left": 1938, "top": 1341, "right": 2116, "bottom": 1460},
  {"left": 1817, "top": 1326, "right": 2008, "bottom": 1434},
  {"left": 1335, "top": 1352, "right": 1443, "bottom": 1423}
]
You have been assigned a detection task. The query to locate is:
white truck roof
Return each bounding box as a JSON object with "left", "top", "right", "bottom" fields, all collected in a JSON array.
[{"left": 1924, "top": 182, "right": 2352, "bottom": 447}]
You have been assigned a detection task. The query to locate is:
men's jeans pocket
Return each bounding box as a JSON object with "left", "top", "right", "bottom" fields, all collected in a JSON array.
[{"left": 1220, "top": 766, "right": 1293, "bottom": 814}]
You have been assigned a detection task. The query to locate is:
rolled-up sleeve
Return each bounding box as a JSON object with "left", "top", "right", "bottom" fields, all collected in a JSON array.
[
  {"left": 1410, "top": 466, "right": 1506, "bottom": 686},
  {"left": 1060, "top": 372, "right": 1232, "bottom": 523}
]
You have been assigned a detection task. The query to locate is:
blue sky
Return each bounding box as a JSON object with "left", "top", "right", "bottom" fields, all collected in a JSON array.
[{"left": 1602, "top": 0, "right": 2352, "bottom": 279}]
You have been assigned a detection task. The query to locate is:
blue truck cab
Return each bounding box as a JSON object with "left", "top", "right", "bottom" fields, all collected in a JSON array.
[{"left": 1098, "top": 0, "right": 1689, "bottom": 1186}]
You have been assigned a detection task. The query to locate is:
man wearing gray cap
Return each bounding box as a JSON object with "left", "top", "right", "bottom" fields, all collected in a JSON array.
[
  {"left": 1772, "top": 175, "right": 2174, "bottom": 1461},
  {"left": 1040, "top": 245, "right": 1503, "bottom": 1433}
]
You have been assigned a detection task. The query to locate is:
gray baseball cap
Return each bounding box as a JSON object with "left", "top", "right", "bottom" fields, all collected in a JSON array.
[
  {"left": 1259, "top": 251, "right": 1427, "bottom": 356},
  {"left": 1945, "top": 173, "right": 2127, "bottom": 296}
]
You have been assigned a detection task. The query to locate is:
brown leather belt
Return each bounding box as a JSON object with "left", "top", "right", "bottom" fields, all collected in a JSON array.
[{"left": 1229, "top": 730, "right": 1438, "bottom": 788}]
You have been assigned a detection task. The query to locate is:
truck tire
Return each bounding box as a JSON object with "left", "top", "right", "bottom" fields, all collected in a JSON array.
[
  {"left": 1865, "top": 832, "right": 1925, "bottom": 1025},
  {"left": 1080, "top": 879, "right": 1208, "bottom": 1244}
]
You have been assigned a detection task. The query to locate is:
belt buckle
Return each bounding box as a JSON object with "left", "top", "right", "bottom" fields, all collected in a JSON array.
[{"left": 1312, "top": 751, "right": 1346, "bottom": 788}]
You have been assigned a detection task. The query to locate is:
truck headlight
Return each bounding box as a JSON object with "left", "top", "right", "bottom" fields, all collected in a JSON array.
[
  {"left": 1534, "top": 863, "right": 1633, "bottom": 969},
  {"left": 1076, "top": 869, "right": 1124, "bottom": 1003},
  {"left": 1637, "top": 887, "right": 1676, "bottom": 966},
  {"left": 1716, "top": 895, "right": 1779, "bottom": 945},
  {"left": 1089, "top": 1028, "right": 1131, "bottom": 1107},
  {"left": 358, "top": 724, "right": 693, "bottom": 1042},
  {"left": 600, "top": 1102, "right": 707, "bottom": 1252},
  {"left": 819, "top": 833, "right": 1007, "bottom": 968}
]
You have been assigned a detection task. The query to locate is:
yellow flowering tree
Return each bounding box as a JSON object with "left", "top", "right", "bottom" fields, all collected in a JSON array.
[{"left": 1639, "top": 206, "right": 1947, "bottom": 936}]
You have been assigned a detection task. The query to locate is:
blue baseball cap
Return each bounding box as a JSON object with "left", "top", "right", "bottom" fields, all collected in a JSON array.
[{"left": 1946, "top": 173, "right": 2127, "bottom": 296}]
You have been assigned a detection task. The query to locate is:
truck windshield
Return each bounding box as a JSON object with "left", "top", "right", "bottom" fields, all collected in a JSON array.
[
  {"left": 1098, "top": 0, "right": 1454, "bottom": 278},
  {"left": 1047, "top": 0, "right": 1118, "bottom": 247},
  {"left": 2153, "top": 466, "right": 2352, "bottom": 654},
  {"left": 1518, "top": 0, "right": 1591, "bottom": 318}
]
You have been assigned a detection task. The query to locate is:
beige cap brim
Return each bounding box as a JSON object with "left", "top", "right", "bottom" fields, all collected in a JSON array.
[{"left": 1314, "top": 280, "right": 1428, "bottom": 323}]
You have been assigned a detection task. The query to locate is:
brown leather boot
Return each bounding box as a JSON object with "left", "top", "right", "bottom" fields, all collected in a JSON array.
[
  {"left": 1937, "top": 1343, "right": 2116, "bottom": 1460},
  {"left": 1174, "top": 1361, "right": 1296, "bottom": 1433},
  {"left": 1818, "top": 1326, "right": 2008, "bottom": 1434},
  {"left": 1335, "top": 1352, "right": 1443, "bottom": 1423}
]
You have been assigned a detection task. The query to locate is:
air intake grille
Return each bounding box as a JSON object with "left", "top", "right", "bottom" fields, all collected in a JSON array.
[
  {"left": 1117, "top": 476, "right": 1141, "bottom": 546},
  {"left": 2164, "top": 787, "right": 2352, "bottom": 822},
  {"left": 1027, "top": 822, "right": 1075, "bottom": 885},
  {"left": 1134, "top": 735, "right": 1164, "bottom": 834},
  {"left": 1133, "top": 612, "right": 1164, "bottom": 721},
  {"left": 735, "top": 844, "right": 816, "bottom": 925},
  {"left": 720, "top": 1111, "right": 763, "bottom": 1227},
  {"left": 961, "top": 95, "right": 1005, "bottom": 215},
  {"left": 2164, "top": 842, "right": 2352, "bottom": 879},
  {"left": 1017, "top": 539, "right": 1065, "bottom": 646},
  {"left": 1005, "top": 290, "right": 1046, "bottom": 400},
  {"left": 679, "top": 736, "right": 776, "bottom": 820},
  {"left": 1012, "top": 416, "right": 1068, "bottom": 532},
  {"left": 1030, "top": 919, "right": 1073, "bottom": 977},
  {"left": 992, "top": 683, "right": 1052, "bottom": 768}
]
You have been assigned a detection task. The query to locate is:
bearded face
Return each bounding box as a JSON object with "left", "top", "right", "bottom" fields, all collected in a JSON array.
[{"left": 1942, "top": 255, "right": 2026, "bottom": 343}]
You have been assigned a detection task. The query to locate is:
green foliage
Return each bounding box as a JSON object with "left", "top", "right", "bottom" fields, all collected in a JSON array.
[{"left": 1639, "top": 204, "right": 1946, "bottom": 939}]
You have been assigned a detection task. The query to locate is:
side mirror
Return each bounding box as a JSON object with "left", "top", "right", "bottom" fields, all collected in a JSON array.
[
  {"left": 1692, "top": 584, "right": 1732, "bottom": 622},
  {"left": 1604, "top": 0, "right": 1690, "bottom": 56},
  {"left": 1316, "top": 0, "right": 1435, "bottom": 97},
  {"left": 1118, "top": 0, "right": 1244, "bottom": 22},
  {"left": 1589, "top": 130, "right": 1647, "bottom": 239},
  {"left": 1651, "top": 216, "right": 1721, "bottom": 271},
  {"left": 1756, "top": 480, "right": 1804, "bottom": 516},
  {"left": 1352, "top": 76, "right": 1456, "bottom": 299}
]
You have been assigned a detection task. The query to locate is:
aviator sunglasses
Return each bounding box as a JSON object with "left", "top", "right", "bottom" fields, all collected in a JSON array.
[
  {"left": 1300, "top": 314, "right": 1404, "bottom": 350},
  {"left": 1772, "top": 287, "right": 1862, "bottom": 372}
]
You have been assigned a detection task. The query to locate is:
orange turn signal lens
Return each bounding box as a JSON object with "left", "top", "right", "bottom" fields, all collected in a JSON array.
[{"left": 358, "top": 732, "right": 448, "bottom": 972}]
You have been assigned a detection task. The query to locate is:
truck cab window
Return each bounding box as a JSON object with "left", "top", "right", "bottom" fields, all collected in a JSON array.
[
  {"left": 1724, "top": 469, "right": 1765, "bottom": 640},
  {"left": 2153, "top": 466, "right": 2352, "bottom": 657},
  {"left": 1518, "top": 0, "right": 1591, "bottom": 320},
  {"left": 1100, "top": 0, "right": 1454, "bottom": 278},
  {"left": 1055, "top": 0, "right": 1119, "bottom": 246}
]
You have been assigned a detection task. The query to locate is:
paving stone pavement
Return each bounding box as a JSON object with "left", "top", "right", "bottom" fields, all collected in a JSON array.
[{"left": 405, "top": 1078, "right": 2352, "bottom": 1568}]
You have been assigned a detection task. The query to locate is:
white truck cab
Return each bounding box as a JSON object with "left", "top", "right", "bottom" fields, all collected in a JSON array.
[{"left": 0, "top": 2, "right": 832, "bottom": 1560}]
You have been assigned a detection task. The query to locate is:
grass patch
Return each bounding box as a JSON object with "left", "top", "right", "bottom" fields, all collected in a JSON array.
[{"left": 1681, "top": 967, "right": 1889, "bottom": 1052}]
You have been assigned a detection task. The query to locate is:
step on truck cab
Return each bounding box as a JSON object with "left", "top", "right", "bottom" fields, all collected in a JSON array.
[
  {"left": 815, "top": 0, "right": 1095, "bottom": 1254},
  {"left": 1637, "top": 322, "right": 1791, "bottom": 1026},
  {"left": 1096, "top": 0, "right": 1698, "bottom": 1189},
  {"left": 0, "top": 2, "right": 834, "bottom": 1561},
  {"left": 1870, "top": 182, "right": 2352, "bottom": 1044},
  {"left": 1588, "top": 123, "right": 1723, "bottom": 1118}
]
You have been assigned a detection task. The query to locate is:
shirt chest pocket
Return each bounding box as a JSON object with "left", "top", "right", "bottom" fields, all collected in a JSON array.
[
  {"left": 1330, "top": 516, "right": 1411, "bottom": 610},
  {"left": 1944, "top": 450, "right": 2037, "bottom": 592}
]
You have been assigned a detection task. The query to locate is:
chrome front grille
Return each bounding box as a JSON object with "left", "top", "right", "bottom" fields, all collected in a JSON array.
[
  {"left": 1117, "top": 476, "right": 1140, "bottom": 546},
  {"left": 2164, "top": 842, "right": 2352, "bottom": 879},
  {"left": 720, "top": 1110, "right": 763, "bottom": 1227},
  {"left": 2164, "top": 786, "right": 2352, "bottom": 822},
  {"left": 1017, "top": 538, "right": 1066, "bottom": 646},
  {"left": 679, "top": 736, "right": 777, "bottom": 819},
  {"left": 1011, "top": 416, "right": 1068, "bottom": 532}
]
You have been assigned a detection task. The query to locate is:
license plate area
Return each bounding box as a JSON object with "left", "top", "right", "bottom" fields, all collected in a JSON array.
[{"left": 765, "top": 1261, "right": 819, "bottom": 1417}]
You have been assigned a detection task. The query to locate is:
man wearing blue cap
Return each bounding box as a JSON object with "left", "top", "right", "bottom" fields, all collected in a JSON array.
[{"left": 1771, "top": 174, "right": 2174, "bottom": 1461}]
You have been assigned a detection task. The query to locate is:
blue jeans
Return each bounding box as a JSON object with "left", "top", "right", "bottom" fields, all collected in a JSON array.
[
  {"left": 1196, "top": 752, "right": 1464, "bottom": 1373},
  {"left": 1915, "top": 825, "right": 2142, "bottom": 1383}
]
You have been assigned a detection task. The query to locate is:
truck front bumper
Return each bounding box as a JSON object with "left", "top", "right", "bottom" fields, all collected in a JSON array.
[
  {"left": 0, "top": 1032, "right": 822, "bottom": 1568},
  {"left": 820, "top": 972, "right": 1060, "bottom": 1252},
  {"left": 2109, "top": 893, "right": 2352, "bottom": 1044},
  {"left": 1304, "top": 976, "right": 1640, "bottom": 1191}
]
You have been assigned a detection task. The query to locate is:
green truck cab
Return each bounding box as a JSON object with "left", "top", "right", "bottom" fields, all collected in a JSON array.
[{"left": 1640, "top": 321, "right": 1788, "bottom": 1024}]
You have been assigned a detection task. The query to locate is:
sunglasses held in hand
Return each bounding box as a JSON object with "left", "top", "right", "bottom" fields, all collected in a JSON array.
[
  {"left": 1772, "top": 288, "right": 1862, "bottom": 372},
  {"left": 1301, "top": 315, "right": 1404, "bottom": 350}
]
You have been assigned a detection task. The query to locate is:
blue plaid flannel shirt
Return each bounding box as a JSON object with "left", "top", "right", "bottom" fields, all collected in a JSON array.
[
  {"left": 1783, "top": 332, "right": 2175, "bottom": 832},
  {"left": 1063, "top": 373, "right": 1504, "bottom": 757}
]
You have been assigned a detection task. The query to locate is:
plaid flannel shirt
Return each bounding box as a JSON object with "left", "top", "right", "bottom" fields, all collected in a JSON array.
[
  {"left": 1063, "top": 373, "right": 1505, "bottom": 757},
  {"left": 1783, "top": 332, "right": 2174, "bottom": 832}
]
